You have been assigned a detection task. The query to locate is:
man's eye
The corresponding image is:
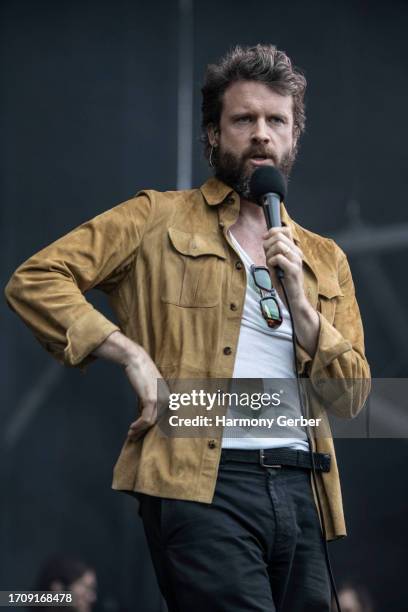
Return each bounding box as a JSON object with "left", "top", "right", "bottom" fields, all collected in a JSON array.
[
  {"left": 236, "top": 116, "right": 252, "bottom": 123},
  {"left": 269, "top": 116, "right": 285, "bottom": 124}
]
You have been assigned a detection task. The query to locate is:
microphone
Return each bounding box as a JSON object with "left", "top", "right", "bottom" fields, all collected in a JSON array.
[{"left": 249, "top": 166, "right": 287, "bottom": 280}]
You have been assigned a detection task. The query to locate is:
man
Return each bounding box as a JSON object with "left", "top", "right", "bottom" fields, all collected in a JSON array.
[{"left": 5, "top": 45, "right": 370, "bottom": 611}]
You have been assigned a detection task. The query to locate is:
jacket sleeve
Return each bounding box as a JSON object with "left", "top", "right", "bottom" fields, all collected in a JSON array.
[
  {"left": 4, "top": 194, "right": 152, "bottom": 368},
  {"left": 296, "top": 244, "right": 371, "bottom": 418}
]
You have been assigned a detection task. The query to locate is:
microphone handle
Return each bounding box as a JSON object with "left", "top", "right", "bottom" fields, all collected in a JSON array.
[{"left": 262, "top": 193, "right": 284, "bottom": 280}]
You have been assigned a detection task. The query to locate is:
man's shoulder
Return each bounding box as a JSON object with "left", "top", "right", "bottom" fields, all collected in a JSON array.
[
  {"left": 134, "top": 186, "right": 203, "bottom": 207},
  {"left": 133, "top": 177, "right": 230, "bottom": 210},
  {"left": 292, "top": 219, "right": 345, "bottom": 262}
]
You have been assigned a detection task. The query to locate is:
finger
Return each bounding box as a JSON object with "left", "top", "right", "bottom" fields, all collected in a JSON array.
[
  {"left": 136, "top": 404, "right": 158, "bottom": 427},
  {"left": 265, "top": 241, "right": 302, "bottom": 263},
  {"left": 265, "top": 234, "right": 302, "bottom": 258},
  {"left": 128, "top": 403, "right": 158, "bottom": 439},
  {"left": 262, "top": 226, "right": 293, "bottom": 241},
  {"left": 127, "top": 423, "right": 148, "bottom": 441},
  {"left": 127, "top": 419, "right": 153, "bottom": 440},
  {"left": 279, "top": 226, "right": 293, "bottom": 242},
  {"left": 266, "top": 254, "right": 299, "bottom": 275},
  {"left": 263, "top": 233, "right": 296, "bottom": 253}
]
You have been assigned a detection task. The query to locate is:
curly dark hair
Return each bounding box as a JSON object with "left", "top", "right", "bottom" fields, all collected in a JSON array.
[
  {"left": 201, "top": 44, "right": 307, "bottom": 159},
  {"left": 34, "top": 555, "right": 92, "bottom": 590}
]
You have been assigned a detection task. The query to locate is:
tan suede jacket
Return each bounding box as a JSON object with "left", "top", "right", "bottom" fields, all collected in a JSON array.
[{"left": 5, "top": 177, "right": 371, "bottom": 540}]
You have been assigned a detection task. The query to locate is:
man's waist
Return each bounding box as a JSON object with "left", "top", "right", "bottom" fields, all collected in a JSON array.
[{"left": 220, "top": 447, "right": 331, "bottom": 472}]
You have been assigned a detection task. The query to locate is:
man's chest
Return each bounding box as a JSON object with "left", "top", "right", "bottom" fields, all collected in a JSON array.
[{"left": 228, "top": 226, "right": 266, "bottom": 267}]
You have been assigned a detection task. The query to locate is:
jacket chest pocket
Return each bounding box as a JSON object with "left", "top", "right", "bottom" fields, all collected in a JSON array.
[
  {"left": 317, "top": 277, "right": 343, "bottom": 325},
  {"left": 161, "top": 227, "right": 227, "bottom": 307}
]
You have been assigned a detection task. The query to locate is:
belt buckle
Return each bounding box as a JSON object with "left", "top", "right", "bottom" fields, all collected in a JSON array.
[{"left": 259, "top": 449, "right": 282, "bottom": 469}]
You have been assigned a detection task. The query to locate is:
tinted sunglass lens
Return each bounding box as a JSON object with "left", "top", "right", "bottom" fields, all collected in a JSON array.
[
  {"left": 253, "top": 268, "right": 272, "bottom": 291},
  {"left": 261, "top": 297, "right": 282, "bottom": 328}
]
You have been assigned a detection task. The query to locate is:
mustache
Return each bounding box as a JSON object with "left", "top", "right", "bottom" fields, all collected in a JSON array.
[{"left": 243, "top": 146, "right": 277, "bottom": 164}]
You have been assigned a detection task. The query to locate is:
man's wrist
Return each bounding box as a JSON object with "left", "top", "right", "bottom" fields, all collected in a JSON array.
[
  {"left": 288, "top": 295, "right": 314, "bottom": 318},
  {"left": 288, "top": 296, "right": 320, "bottom": 356}
]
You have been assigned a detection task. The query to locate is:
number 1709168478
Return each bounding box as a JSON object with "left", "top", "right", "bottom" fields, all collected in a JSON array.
[{"left": 3, "top": 592, "right": 73, "bottom": 606}]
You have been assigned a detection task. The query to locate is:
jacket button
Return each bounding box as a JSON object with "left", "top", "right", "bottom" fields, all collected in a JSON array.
[
  {"left": 219, "top": 221, "right": 225, "bottom": 229},
  {"left": 230, "top": 303, "right": 237, "bottom": 311},
  {"left": 235, "top": 261, "right": 243, "bottom": 270},
  {"left": 226, "top": 197, "right": 234, "bottom": 204},
  {"left": 208, "top": 440, "right": 217, "bottom": 449},
  {"left": 223, "top": 346, "right": 232, "bottom": 355}
]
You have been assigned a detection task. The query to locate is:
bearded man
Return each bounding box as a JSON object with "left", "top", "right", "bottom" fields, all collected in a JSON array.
[{"left": 5, "top": 45, "right": 370, "bottom": 612}]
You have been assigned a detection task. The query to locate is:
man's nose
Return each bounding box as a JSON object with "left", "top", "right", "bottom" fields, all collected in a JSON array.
[{"left": 251, "top": 118, "right": 270, "bottom": 144}]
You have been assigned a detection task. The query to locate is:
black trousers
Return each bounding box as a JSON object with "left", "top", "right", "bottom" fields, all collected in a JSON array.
[{"left": 138, "top": 453, "right": 331, "bottom": 612}]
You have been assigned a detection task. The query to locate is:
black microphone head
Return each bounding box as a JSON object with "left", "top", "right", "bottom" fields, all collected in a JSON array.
[{"left": 249, "top": 166, "right": 287, "bottom": 203}]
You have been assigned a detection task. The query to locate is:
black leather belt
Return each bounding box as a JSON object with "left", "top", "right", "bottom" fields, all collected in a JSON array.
[{"left": 221, "top": 448, "right": 331, "bottom": 473}]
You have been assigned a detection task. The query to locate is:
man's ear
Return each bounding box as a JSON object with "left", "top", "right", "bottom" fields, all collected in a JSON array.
[{"left": 207, "top": 124, "right": 219, "bottom": 147}]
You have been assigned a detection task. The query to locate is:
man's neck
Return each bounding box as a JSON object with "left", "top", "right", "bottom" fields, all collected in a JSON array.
[{"left": 234, "top": 196, "right": 268, "bottom": 235}]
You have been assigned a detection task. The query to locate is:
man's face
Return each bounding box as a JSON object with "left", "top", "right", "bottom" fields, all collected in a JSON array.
[{"left": 208, "top": 80, "right": 297, "bottom": 199}]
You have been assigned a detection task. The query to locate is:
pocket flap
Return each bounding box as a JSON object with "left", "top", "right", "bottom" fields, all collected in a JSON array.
[
  {"left": 168, "top": 227, "right": 227, "bottom": 259},
  {"left": 318, "top": 276, "right": 344, "bottom": 298}
]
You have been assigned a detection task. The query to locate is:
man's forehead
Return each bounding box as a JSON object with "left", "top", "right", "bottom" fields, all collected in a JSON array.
[{"left": 222, "top": 81, "right": 293, "bottom": 115}]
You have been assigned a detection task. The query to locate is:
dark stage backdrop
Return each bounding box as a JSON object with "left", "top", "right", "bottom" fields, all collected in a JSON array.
[{"left": 1, "top": 1, "right": 407, "bottom": 610}]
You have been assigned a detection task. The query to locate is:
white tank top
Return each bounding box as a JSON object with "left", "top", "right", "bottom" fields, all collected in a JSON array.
[{"left": 221, "top": 230, "right": 309, "bottom": 451}]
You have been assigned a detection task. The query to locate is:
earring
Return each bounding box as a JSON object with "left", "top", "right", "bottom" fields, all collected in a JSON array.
[{"left": 209, "top": 145, "right": 216, "bottom": 168}]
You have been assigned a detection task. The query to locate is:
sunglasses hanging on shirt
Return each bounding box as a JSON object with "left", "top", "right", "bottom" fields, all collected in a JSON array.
[{"left": 250, "top": 265, "right": 283, "bottom": 329}]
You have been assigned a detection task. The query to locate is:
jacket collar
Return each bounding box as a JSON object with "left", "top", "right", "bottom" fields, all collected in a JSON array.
[
  {"left": 200, "top": 177, "right": 234, "bottom": 206},
  {"left": 200, "top": 177, "right": 317, "bottom": 281},
  {"left": 200, "top": 176, "right": 301, "bottom": 244}
]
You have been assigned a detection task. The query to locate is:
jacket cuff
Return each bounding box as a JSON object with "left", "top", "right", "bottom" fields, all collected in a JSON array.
[
  {"left": 64, "top": 309, "right": 120, "bottom": 367},
  {"left": 296, "top": 312, "right": 351, "bottom": 376}
]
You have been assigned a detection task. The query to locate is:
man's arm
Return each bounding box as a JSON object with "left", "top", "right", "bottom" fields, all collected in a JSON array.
[
  {"left": 5, "top": 193, "right": 166, "bottom": 439},
  {"left": 295, "top": 247, "right": 371, "bottom": 418},
  {"left": 93, "top": 330, "right": 166, "bottom": 441},
  {"left": 285, "top": 298, "right": 320, "bottom": 357},
  {"left": 5, "top": 194, "right": 152, "bottom": 368},
  {"left": 263, "top": 227, "right": 371, "bottom": 418}
]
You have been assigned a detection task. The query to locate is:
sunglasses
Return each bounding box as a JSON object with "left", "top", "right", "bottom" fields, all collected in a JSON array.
[{"left": 250, "top": 265, "right": 283, "bottom": 329}]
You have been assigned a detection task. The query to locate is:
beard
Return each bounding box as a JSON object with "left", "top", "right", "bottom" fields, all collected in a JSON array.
[{"left": 213, "top": 143, "right": 297, "bottom": 201}]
